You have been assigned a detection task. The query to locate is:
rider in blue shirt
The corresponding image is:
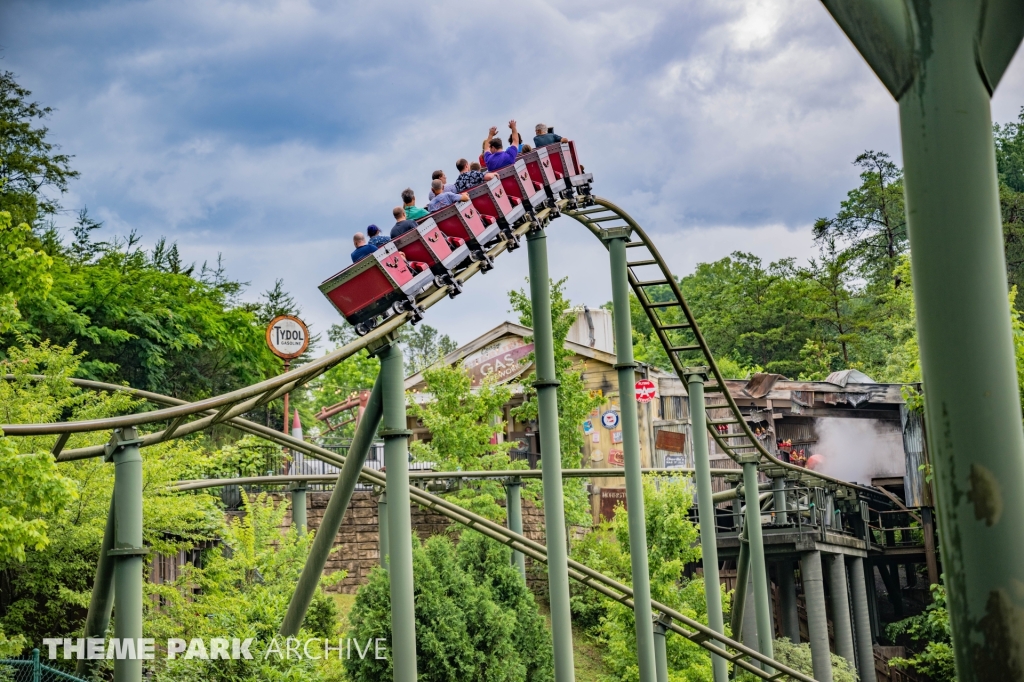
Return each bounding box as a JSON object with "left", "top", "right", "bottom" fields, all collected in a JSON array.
[
  {"left": 482, "top": 120, "right": 521, "bottom": 171},
  {"left": 350, "top": 233, "right": 378, "bottom": 263}
]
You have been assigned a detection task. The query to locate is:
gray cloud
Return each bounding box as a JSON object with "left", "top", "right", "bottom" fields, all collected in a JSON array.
[{"left": 2, "top": 0, "right": 1022, "bottom": 345}]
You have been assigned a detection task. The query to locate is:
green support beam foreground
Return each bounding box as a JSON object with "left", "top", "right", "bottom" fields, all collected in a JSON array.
[
  {"left": 606, "top": 230, "right": 656, "bottom": 682},
  {"left": 686, "top": 370, "right": 727, "bottom": 682},
  {"left": 380, "top": 342, "right": 417, "bottom": 682},
  {"left": 653, "top": 620, "right": 669, "bottom": 682},
  {"left": 76, "top": 493, "right": 116, "bottom": 677},
  {"left": 505, "top": 478, "right": 526, "bottom": 580},
  {"left": 741, "top": 463, "right": 774, "bottom": 668},
  {"left": 279, "top": 375, "right": 383, "bottom": 637},
  {"left": 820, "top": 2, "right": 1024, "bottom": 678},
  {"left": 108, "top": 427, "right": 144, "bottom": 682},
  {"left": 527, "top": 226, "right": 576, "bottom": 682}
]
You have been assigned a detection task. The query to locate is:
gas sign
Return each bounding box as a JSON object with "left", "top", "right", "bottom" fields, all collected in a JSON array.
[{"left": 266, "top": 315, "right": 310, "bottom": 360}]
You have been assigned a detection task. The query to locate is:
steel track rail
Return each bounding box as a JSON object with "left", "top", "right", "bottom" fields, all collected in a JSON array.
[
  {"left": 2, "top": 374, "right": 812, "bottom": 681},
  {"left": 564, "top": 197, "right": 877, "bottom": 497}
]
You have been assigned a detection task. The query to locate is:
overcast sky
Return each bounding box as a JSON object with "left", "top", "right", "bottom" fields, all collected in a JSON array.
[{"left": 3, "top": 0, "right": 1024, "bottom": 350}]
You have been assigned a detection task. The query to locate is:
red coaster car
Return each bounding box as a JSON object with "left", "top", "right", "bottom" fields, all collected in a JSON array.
[
  {"left": 427, "top": 200, "right": 501, "bottom": 270},
  {"left": 521, "top": 146, "right": 567, "bottom": 199},
  {"left": 543, "top": 141, "right": 593, "bottom": 191},
  {"left": 466, "top": 176, "right": 526, "bottom": 231},
  {"left": 496, "top": 158, "right": 547, "bottom": 211},
  {"left": 392, "top": 217, "right": 471, "bottom": 297},
  {"left": 319, "top": 243, "right": 434, "bottom": 335}
]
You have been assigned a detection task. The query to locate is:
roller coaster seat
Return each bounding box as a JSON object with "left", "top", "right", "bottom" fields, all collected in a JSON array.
[
  {"left": 496, "top": 158, "right": 547, "bottom": 211},
  {"left": 392, "top": 217, "right": 471, "bottom": 276},
  {"left": 521, "top": 146, "right": 566, "bottom": 197},
  {"left": 318, "top": 242, "right": 433, "bottom": 334},
  {"left": 544, "top": 141, "right": 593, "bottom": 188},
  {"left": 429, "top": 200, "right": 501, "bottom": 253},
  {"left": 466, "top": 176, "right": 525, "bottom": 228}
]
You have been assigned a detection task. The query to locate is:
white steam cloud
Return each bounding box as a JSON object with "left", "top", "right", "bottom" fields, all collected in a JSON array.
[{"left": 809, "top": 417, "right": 905, "bottom": 485}]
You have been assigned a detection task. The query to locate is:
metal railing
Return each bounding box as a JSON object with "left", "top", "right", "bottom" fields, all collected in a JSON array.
[{"left": 0, "top": 649, "right": 87, "bottom": 682}]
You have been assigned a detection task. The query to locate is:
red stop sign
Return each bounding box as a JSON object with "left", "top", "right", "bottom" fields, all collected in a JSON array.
[{"left": 635, "top": 379, "right": 656, "bottom": 403}]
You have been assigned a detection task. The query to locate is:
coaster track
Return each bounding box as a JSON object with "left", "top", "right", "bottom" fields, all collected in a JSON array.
[{"left": 1, "top": 194, "right": 853, "bottom": 680}]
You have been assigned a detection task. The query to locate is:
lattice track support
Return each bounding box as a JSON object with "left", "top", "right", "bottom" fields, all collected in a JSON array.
[
  {"left": 380, "top": 342, "right": 418, "bottom": 682},
  {"left": 526, "top": 226, "right": 577, "bottom": 682},
  {"left": 605, "top": 228, "right": 657, "bottom": 682},
  {"left": 820, "top": 2, "right": 1024, "bottom": 678},
  {"left": 279, "top": 375, "right": 384, "bottom": 637}
]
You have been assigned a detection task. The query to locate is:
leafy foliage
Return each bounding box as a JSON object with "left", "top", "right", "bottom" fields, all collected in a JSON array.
[
  {"left": 812, "top": 150, "right": 907, "bottom": 288},
  {"left": 146, "top": 492, "right": 345, "bottom": 682},
  {"left": 0, "top": 71, "right": 79, "bottom": 228},
  {"left": 509, "top": 278, "right": 604, "bottom": 526},
  {"left": 408, "top": 364, "right": 518, "bottom": 520},
  {"left": 345, "top": 532, "right": 553, "bottom": 682},
  {"left": 735, "top": 638, "right": 857, "bottom": 682},
  {"left": 886, "top": 584, "right": 955, "bottom": 682}
]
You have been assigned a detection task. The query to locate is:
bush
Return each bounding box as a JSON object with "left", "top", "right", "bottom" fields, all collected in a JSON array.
[
  {"left": 735, "top": 638, "right": 857, "bottom": 682},
  {"left": 345, "top": 531, "right": 552, "bottom": 682}
]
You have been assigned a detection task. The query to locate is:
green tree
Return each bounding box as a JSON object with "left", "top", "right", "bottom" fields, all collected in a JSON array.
[
  {"left": 799, "top": 236, "right": 864, "bottom": 371},
  {"left": 508, "top": 277, "right": 604, "bottom": 526},
  {"left": 0, "top": 71, "right": 79, "bottom": 228},
  {"left": 813, "top": 150, "right": 907, "bottom": 288},
  {"left": 887, "top": 584, "right": 955, "bottom": 682},
  {"left": 345, "top": 532, "right": 553, "bottom": 682},
  {"left": 408, "top": 364, "right": 516, "bottom": 519},
  {"left": 399, "top": 324, "right": 457, "bottom": 374}
]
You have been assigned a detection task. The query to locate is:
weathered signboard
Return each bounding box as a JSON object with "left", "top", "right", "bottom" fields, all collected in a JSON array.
[{"left": 462, "top": 336, "right": 534, "bottom": 386}]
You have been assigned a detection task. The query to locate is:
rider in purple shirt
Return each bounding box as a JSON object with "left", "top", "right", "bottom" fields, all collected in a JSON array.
[{"left": 482, "top": 120, "right": 521, "bottom": 171}]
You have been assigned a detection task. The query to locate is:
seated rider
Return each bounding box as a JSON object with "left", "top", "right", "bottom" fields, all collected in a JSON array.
[
  {"left": 533, "top": 123, "right": 564, "bottom": 147},
  {"left": 482, "top": 120, "right": 521, "bottom": 171},
  {"left": 367, "top": 224, "right": 390, "bottom": 247},
  {"left": 401, "top": 188, "right": 429, "bottom": 220},
  {"left": 429, "top": 170, "right": 457, "bottom": 198},
  {"left": 453, "top": 158, "right": 495, "bottom": 192},
  {"left": 390, "top": 206, "right": 420, "bottom": 239},
  {"left": 426, "top": 180, "right": 470, "bottom": 212},
  {"left": 350, "top": 232, "right": 378, "bottom": 263}
]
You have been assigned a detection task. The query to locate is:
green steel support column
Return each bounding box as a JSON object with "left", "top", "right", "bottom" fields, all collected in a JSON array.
[
  {"left": 290, "top": 482, "right": 308, "bottom": 534},
  {"left": 820, "top": 2, "right": 1024, "bottom": 678},
  {"left": 380, "top": 342, "right": 417, "bottom": 682},
  {"left": 800, "top": 551, "right": 833, "bottom": 682},
  {"left": 107, "top": 427, "right": 144, "bottom": 682},
  {"left": 76, "top": 492, "right": 116, "bottom": 677},
  {"left": 730, "top": 518, "right": 749, "bottom": 636},
  {"left": 827, "top": 553, "right": 856, "bottom": 667},
  {"left": 505, "top": 477, "right": 526, "bottom": 580},
  {"left": 741, "top": 462, "right": 774, "bottom": 666},
  {"left": 280, "top": 377, "right": 383, "bottom": 636},
  {"left": 684, "top": 370, "right": 727, "bottom": 682},
  {"left": 848, "top": 557, "right": 875, "bottom": 682},
  {"left": 526, "top": 226, "right": 576, "bottom": 682},
  {"left": 771, "top": 478, "right": 788, "bottom": 525},
  {"left": 778, "top": 559, "right": 800, "bottom": 644},
  {"left": 606, "top": 230, "right": 656, "bottom": 682},
  {"left": 378, "top": 492, "right": 389, "bottom": 569},
  {"left": 653, "top": 620, "right": 669, "bottom": 682}
]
